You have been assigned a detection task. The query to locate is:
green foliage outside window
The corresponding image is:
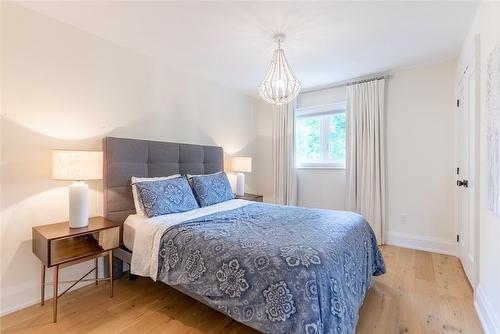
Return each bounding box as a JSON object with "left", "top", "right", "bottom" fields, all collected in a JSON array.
[
  {"left": 296, "top": 111, "right": 346, "bottom": 165},
  {"left": 296, "top": 117, "right": 320, "bottom": 162},
  {"left": 328, "top": 113, "right": 346, "bottom": 162}
]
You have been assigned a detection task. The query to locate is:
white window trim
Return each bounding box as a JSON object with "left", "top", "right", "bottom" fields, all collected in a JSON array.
[
  {"left": 295, "top": 102, "right": 347, "bottom": 170},
  {"left": 297, "top": 162, "right": 345, "bottom": 170},
  {"left": 296, "top": 101, "right": 346, "bottom": 117}
]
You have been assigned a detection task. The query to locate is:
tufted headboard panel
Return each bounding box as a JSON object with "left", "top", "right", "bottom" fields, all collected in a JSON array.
[{"left": 103, "top": 137, "right": 224, "bottom": 223}]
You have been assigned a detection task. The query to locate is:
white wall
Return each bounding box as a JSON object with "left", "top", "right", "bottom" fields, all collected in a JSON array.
[
  {"left": 385, "top": 61, "right": 457, "bottom": 253},
  {"left": 460, "top": 2, "right": 500, "bottom": 333},
  {"left": 0, "top": 3, "right": 260, "bottom": 315},
  {"left": 254, "top": 101, "right": 275, "bottom": 202},
  {"left": 296, "top": 169, "right": 346, "bottom": 210}
]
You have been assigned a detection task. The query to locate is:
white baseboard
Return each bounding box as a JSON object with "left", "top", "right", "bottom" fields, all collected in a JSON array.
[
  {"left": 0, "top": 259, "right": 114, "bottom": 317},
  {"left": 1, "top": 298, "right": 42, "bottom": 318},
  {"left": 475, "top": 284, "right": 500, "bottom": 334},
  {"left": 0, "top": 279, "right": 94, "bottom": 317},
  {"left": 385, "top": 231, "right": 457, "bottom": 256}
]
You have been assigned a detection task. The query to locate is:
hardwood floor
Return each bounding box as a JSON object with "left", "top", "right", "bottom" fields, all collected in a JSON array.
[{"left": 0, "top": 246, "right": 483, "bottom": 334}]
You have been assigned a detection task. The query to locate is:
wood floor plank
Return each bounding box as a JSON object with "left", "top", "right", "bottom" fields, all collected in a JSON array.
[
  {"left": 415, "top": 251, "right": 435, "bottom": 282},
  {"left": 0, "top": 246, "right": 483, "bottom": 334}
]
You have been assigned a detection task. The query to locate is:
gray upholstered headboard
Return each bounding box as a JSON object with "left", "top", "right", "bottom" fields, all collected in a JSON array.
[{"left": 103, "top": 137, "right": 224, "bottom": 224}]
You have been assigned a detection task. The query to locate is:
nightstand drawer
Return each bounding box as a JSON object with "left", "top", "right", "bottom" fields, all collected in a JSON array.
[{"left": 49, "top": 226, "right": 120, "bottom": 266}]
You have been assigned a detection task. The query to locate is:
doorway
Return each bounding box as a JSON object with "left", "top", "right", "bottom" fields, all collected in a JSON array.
[{"left": 455, "top": 43, "right": 479, "bottom": 288}]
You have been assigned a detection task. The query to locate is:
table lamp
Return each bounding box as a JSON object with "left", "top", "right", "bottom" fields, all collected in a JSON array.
[
  {"left": 52, "top": 150, "right": 103, "bottom": 228},
  {"left": 231, "top": 157, "right": 252, "bottom": 196}
]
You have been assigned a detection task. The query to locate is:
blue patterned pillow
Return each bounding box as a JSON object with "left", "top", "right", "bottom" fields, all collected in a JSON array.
[
  {"left": 135, "top": 177, "right": 199, "bottom": 217},
  {"left": 190, "top": 172, "right": 234, "bottom": 207}
]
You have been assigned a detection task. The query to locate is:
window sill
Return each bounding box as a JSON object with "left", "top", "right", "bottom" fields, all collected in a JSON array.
[{"left": 296, "top": 166, "right": 346, "bottom": 170}]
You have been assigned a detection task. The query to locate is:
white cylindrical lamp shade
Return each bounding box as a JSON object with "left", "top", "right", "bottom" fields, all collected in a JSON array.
[
  {"left": 52, "top": 150, "right": 103, "bottom": 228},
  {"left": 232, "top": 157, "right": 252, "bottom": 196}
]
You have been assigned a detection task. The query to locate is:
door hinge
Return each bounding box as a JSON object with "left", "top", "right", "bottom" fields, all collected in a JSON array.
[
  {"left": 457, "top": 99, "right": 460, "bottom": 107},
  {"left": 457, "top": 234, "right": 460, "bottom": 243}
]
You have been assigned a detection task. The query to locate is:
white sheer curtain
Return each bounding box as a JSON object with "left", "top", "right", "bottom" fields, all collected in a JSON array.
[
  {"left": 273, "top": 102, "right": 298, "bottom": 205},
  {"left": 346, "top": 79, "right": 386, "bottom": 244}
]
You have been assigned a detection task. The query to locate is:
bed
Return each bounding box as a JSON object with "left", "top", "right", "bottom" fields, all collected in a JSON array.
[{"left": 104, "top": 136, "right": 385, "bottom": 334}]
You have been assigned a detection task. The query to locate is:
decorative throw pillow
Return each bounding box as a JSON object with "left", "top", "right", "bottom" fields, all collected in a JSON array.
[
  {"left": 131, "top": 174, "right": 181, "bottom": 215},
  {"left": 190, "top": 172, "right": 234, "bottom": 207},
  {"left": 135, "top": 177, "right": 199, "bottom": 217}
]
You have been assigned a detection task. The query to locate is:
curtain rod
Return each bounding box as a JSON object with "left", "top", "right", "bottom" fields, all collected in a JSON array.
[
  {"left": 302, "top": 75, "right": 389, "bottom": 94},
  {"left": 346, "top": 75, "right": 387, "bottom": 86}
]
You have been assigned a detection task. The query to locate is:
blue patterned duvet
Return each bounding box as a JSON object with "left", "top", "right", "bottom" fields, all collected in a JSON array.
[{"left": 157, "top": 203, "right": 385, "bottom": 334}]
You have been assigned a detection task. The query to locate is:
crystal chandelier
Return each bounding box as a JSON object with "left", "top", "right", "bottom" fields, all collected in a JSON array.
[{"left": 259, "top": 34, "right": 301, "bottom": 105}]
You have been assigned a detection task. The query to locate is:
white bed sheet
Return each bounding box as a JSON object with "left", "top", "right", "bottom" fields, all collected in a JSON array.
[
  {"left": 129, "top": 199, "right": 251, "bottom": 280},
  {"left": 123, "top": 214, "right": 149, "bottom": 251}
]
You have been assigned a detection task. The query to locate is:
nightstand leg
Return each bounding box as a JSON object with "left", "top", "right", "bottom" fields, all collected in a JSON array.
[
  {"left": 40, "top": 263, "right": 45, "bottom": 306},
  {"left": 53, "top": 265, "right": 59, "bottom": 323},
  {"left": 95, "top": 258, "right": 98, "bottom": 286},
  {"left": 108, "top": 251, "right": 113, "bottom": 298}
]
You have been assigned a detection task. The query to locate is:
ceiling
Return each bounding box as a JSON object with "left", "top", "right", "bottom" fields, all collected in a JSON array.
[{"left": 21, "top": 1, "right": 478, "bottom": 97}]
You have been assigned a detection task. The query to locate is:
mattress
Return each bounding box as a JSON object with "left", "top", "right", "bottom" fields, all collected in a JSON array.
[{"left": 123, "top": 214, "right": 148, "bottom": 251}]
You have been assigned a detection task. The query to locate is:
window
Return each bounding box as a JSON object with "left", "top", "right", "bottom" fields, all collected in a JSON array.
[{"left": 296, "top": 103, "right": 346, "bottom": 168}]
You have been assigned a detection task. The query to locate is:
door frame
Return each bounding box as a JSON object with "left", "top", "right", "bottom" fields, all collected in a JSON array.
[{"left": 454, "top": 34, "right": 480, "bottom": 289}]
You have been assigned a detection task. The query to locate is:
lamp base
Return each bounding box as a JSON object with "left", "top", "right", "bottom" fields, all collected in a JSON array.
[
  {"left": 236, "top": 173, "right": 245, "bottom": 196},
  {"left": 69, "top": 181, "right": 89, "bottom": 228}
]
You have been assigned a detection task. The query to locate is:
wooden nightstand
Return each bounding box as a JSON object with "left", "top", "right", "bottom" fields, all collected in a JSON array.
[
  {"left": 234, "top": 193, "right": 264, "bottom": 202},
  {"left": 32, "top": 216, "right": 121, "bottom": 322}
]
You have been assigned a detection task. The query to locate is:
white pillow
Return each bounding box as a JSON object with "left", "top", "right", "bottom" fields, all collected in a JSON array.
[
  {"left": 131, "top": 174, "right": 181, "bottom": 215},
  {"left": 185, "top": 171, "right": 222, "bottom": 179}
]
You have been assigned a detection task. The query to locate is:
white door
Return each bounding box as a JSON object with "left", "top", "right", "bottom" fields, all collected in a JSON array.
[{"left": 455, "top": 59, "right": 477, "bottom": 287}]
